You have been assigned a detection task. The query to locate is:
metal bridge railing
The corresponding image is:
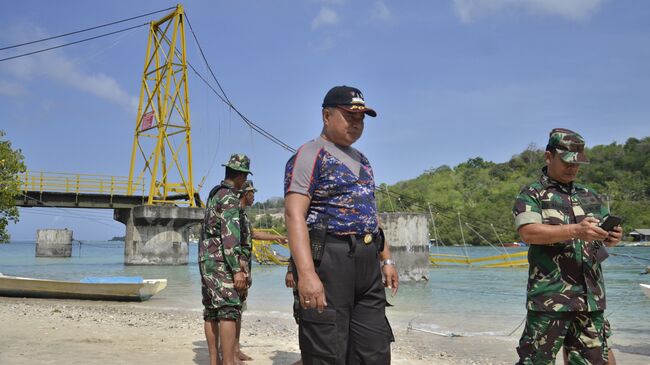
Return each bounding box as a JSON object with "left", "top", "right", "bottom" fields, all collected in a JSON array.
[{"left": 19, "top": 171, "right": 146, "bottom": 197}]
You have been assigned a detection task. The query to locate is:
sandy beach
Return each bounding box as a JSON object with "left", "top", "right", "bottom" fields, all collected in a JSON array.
[{"left": 0, "top": 297, "right": 647, "bottom": 365}]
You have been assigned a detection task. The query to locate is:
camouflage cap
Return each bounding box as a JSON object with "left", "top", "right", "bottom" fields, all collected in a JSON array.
[
  {"left": 222, "top": 153, "right": 253, "bottom": 174},
  {"left": 547, "top": 128, "right": 589, "bottom": 164},
  {"left": 240, "top": 180, "right": 257, "bottom": 193}
]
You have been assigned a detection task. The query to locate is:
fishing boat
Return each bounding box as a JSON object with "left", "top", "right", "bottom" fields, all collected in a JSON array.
[
  {"left": 0, "top": 273, "right": 167, "bottom": 302},
  {"left": 641, "top": 284, "right": 650, "bottom": 299}
]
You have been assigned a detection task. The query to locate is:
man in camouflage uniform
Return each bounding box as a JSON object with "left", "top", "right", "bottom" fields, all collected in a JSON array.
[
  {"left": 200, "top": 153, "right": 252, "bottom": 365},
  {"left": 513, "top": 128, "right": 623, "bottom": 365},
  {"left": 234, "top": 180, "right": 287, "bottom": 362},
  {"left": 285, "top": 86, "right": 398, "bottom": 365}
]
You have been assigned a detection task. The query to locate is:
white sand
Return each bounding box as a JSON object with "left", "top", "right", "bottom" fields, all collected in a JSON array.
[{"left": 0, "top": 297, "right": 647, "bottom": 365}]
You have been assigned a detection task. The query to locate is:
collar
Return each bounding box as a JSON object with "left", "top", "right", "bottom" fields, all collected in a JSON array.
[
  {"left": 220, "top": 180, "right": 235, "bottom": 189},
  {"left": 540, "top": 167, "right": 575, "bottom": 194}
]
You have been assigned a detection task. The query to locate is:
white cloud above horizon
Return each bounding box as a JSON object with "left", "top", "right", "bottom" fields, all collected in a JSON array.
[
  {"left": 312, "top": 7, "right": 339, "bottom": 30},
  {"left": 0, "top": 80, "right": 28, "bottom": 97},
  {"left": 453, "top": 0, "right": 606, "bottom": 23},
  {"left": 0, "top": 25, "right": 137, "bottom": 112},
  {"left": 371, "top": 1, "right": 393, "bottom": 22}
]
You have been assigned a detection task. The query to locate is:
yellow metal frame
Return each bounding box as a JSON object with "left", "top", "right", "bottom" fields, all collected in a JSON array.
[
  {"left": 251, "top": 228, "right": 290, "bottom": 265},
  {"left": 19, "top": 171, "right": 146, "bottom": 196},
  {"left": 127, "top": 4, "right": 196, "bottom": 206},
  {"left": 429, "top": 251, "right": 528, "bottom": 268}
]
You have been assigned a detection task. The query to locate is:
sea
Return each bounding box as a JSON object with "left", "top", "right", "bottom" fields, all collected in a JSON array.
[{"left": 1, "top": 242, "right": 649, "bottom": 357}]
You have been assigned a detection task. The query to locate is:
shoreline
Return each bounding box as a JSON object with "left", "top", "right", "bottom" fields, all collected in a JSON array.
[{"left": 1, "top": 297, "right": 649, "bottom": 364}]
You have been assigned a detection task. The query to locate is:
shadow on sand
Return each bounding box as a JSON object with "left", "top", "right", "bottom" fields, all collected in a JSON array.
[
  {"left": 269, "top": 350, "right": 301, "bottom": 365},
  {"left": 191, "top": 340, "right": 301, "bottom": 365},
  {"left": 192, "top": 340, "right": 210, "bottom": 364}
]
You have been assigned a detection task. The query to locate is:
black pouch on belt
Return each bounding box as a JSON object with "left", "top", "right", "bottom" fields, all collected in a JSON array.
[
  {"left": 308, "top": 218, "right": 328, "bottom": 264},
  {"left": 376, "top": 227, "right": 386, "bottom": 252}
]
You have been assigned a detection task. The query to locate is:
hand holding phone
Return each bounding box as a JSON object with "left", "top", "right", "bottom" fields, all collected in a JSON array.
[{"left": 599, "top": 215, "right": 622, "bottom": 232}]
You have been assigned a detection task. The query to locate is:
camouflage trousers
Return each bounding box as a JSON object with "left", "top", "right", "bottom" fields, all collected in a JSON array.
[
  {"left": 516, "top": 310, "right": 611, "bottom": 365},
  {"left": 199, "top": 259, "right": 242, "bottom": 321}
]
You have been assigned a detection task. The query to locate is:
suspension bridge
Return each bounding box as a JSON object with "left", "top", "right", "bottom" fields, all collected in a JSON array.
[
  {"left": 5, "top": 4, "right": 527, "bottom": 269},
  {"left": 6, "top": 5, "right": 283, "bottom": 265}
]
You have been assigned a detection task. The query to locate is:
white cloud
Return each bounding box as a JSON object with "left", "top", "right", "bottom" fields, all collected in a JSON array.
[
  {"left": 0, "top": 24, "right": 137, "bottom": 111},
  {"left": 313, "top": 0, "right": 345, "bottom": 4},
  {"left": 312, "top": 7, "right": 339, "bottom": 30},
  {"left": 453, "top": 0, "right": 606, "bottom": 23},
  {"left": 308, "top": 36, "right": 336, "bottom": 52},
  {"left": 0, "top": 80, "right": 28, "bottom": 96},
  {"left": 371, "top": 1, "right": 392, "bottom": 21}
]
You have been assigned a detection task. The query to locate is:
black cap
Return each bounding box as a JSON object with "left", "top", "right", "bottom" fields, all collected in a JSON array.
[{"left": 322, "top": 85, "right": 377, "bottom": 117}]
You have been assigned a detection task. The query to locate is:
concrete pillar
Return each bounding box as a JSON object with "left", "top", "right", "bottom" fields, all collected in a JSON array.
[
  {"left": 35, "top": 229, "right": 73, "bottom": 257},
  {"left": 114, "top": 205, "right": 204, "bottom": 265},
  {"left": 379, "top": 213, "right": 429, "bottom": 281}
]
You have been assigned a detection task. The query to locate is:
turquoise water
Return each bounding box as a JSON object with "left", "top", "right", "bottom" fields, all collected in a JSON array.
[{"left": 1, "top": 242, "right": 649, "bottom": 356}]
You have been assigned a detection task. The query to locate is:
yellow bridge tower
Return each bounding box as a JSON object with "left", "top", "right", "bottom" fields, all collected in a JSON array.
[{"left": 127, "top": 4, "right": 196, "bottom": 207}]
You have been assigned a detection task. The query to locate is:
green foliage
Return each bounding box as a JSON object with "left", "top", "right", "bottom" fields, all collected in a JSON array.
[
  {"left": 377, "top": 137, "right": 650, "bottom": 245},
  {"left": 0, "top": 130, "right": 26, "bottom": 242},
  {"left": 248, "top": 196, "right": 287, "bottom": 234},
  {"left": 251, "top": 213, "right": 287, "bottom": 235}
]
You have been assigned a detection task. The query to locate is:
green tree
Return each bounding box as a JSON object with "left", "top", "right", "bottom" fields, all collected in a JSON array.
[
  {"left": 0, "top": 130, "right": 26, "bottom": 242},
  {"left": 377, "top": 136, "right": 650, "bottom": 245}
]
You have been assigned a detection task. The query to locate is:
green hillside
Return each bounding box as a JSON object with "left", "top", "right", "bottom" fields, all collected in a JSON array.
[{"left": 376, "top": 137, "right": 650, "bottom": 245}]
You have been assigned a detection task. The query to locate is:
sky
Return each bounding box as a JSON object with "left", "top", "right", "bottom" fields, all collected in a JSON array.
[{"left": 2, "top": 0, "right": 649, "bottom": 240}]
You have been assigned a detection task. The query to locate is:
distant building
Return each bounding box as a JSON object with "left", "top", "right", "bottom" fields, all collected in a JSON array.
[{"left": 630, "top": 229, "right": 650, "bottom": 242}]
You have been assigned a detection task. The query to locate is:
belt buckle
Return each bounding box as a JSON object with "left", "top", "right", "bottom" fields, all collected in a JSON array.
[{"left": 363, "top": 233, "right": 373, "bottom": 245}]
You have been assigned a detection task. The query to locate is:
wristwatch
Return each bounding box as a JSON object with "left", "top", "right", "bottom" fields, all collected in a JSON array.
[{"left": 382, "top": 259, "right": 395, "bottom": 267}]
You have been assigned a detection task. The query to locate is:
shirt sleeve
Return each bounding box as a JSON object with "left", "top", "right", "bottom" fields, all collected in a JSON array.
[
  {"left": 284, "top": 142, "right": 322, "bottom": 197},
  {"left": 513, "top": 185, "right": 543, "bottom": 230},
  {"left": 220, "top": 193, "right": 243, "bottom": 273},
  {"left": 239, "top": 211, "right": 252, "bottom": 266}
]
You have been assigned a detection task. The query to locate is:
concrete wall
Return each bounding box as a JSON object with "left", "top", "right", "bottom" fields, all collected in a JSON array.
[
  {"left": 35, "top": 229, "right": 73, "bottom": 257},
  {"left": 115, "top": 206, "right": 204, "bottom": 265},
  {"left": 379, "top": 213, "right": 429, "bottom": 281}
]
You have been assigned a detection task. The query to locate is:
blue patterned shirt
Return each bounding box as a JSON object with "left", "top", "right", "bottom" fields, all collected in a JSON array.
[{"left": 284, "top": 136, "right": 378, "bottom": 235}]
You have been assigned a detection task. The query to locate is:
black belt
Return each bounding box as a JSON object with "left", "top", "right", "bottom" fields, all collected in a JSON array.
[{"left": 326, "top": 232, "right": 377, "bottom": 245}]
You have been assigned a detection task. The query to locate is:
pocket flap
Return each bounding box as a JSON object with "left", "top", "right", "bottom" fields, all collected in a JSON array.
[{"left": 300, "top": 308, "right": 336, "bottom": 324}]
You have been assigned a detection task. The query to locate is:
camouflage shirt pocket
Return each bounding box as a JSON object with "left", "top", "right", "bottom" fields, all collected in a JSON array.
[{"left": 540, "top": 200, "right": 569, "bottom": 225}]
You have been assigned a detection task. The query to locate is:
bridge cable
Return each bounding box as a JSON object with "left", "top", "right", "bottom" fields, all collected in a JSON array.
[
  {"left": 184, "top": 13, "right": 296, "bottom": 154},
  {"left": 0, "top": 6, "right": 175, "bottom": 51},
  {"left": 0, "top": 23, "right": 149, "bottom": 63}
]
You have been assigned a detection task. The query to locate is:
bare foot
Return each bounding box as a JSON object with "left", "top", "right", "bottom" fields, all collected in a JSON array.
[
  {"left": 290, "top": 360, "right": 302, "bottom": 365},
  {"left": 238, "top": 350, "right": 253, "bottom": 361}
]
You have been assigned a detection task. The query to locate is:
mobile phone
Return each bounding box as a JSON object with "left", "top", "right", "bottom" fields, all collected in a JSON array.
[{"left": 599, "top": 215, "right": 622, "bottom": 232}]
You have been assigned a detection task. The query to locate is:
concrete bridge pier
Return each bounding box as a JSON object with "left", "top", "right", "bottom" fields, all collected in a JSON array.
[
  {"left": 35, "top": 229, "right": 73, "bottom": 257},
  {"left": 379, "top": 213, "right": 430, "bottom": 282},
  {"left": 114, "top": 206, "right": 204, "bottom": 265}
]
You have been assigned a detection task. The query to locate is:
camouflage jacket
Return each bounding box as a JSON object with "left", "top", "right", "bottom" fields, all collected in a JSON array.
[
  {"left": 199, "top": 180, "right": 243, "bottom": 274},
  {"left": 240, "top": 208, "right": 252, "bottom": 262},
  {"left": 513, "top": 168, "right": 609, "bottom": 312}
]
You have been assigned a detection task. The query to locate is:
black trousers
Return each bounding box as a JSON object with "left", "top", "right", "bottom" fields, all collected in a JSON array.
[{"left": 296, "top": 237, "right": 393, "bottom": 365}]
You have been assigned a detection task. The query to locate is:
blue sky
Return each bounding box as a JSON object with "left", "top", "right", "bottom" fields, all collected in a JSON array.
[{"left": 2, "top": 0, "right": 649, "bottom": 240}]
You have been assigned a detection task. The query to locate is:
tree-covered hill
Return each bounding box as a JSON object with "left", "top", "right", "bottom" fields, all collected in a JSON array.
[{"left": 376, "top": 137, "right": 650, "bottom": 245}]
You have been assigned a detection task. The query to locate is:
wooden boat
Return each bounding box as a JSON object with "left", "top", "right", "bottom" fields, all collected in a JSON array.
[
  {"left": 0, "top": 273, "right": 167, "bottom": 302},
  {"left": 641, "top": 284, "right": 650, "bottom": 299}
]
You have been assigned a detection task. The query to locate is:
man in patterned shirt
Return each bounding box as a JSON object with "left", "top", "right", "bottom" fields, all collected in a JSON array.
[
  {"left": 199, "top": 153, "right": 252, "bottom": 365},
  {"left": 285, "top": 86, "right": 398, "bottom": 365},
  {"left": 513, "top": 128, "right": 623, "bottom": 365}
]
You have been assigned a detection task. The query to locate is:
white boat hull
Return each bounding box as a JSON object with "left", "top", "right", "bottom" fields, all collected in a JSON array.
[
  {"left": 641, "top": 284, "right": 650, "bottom": 300},
  {"left": 0, "top": 274, "right": 167, "bottom": 302}
]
